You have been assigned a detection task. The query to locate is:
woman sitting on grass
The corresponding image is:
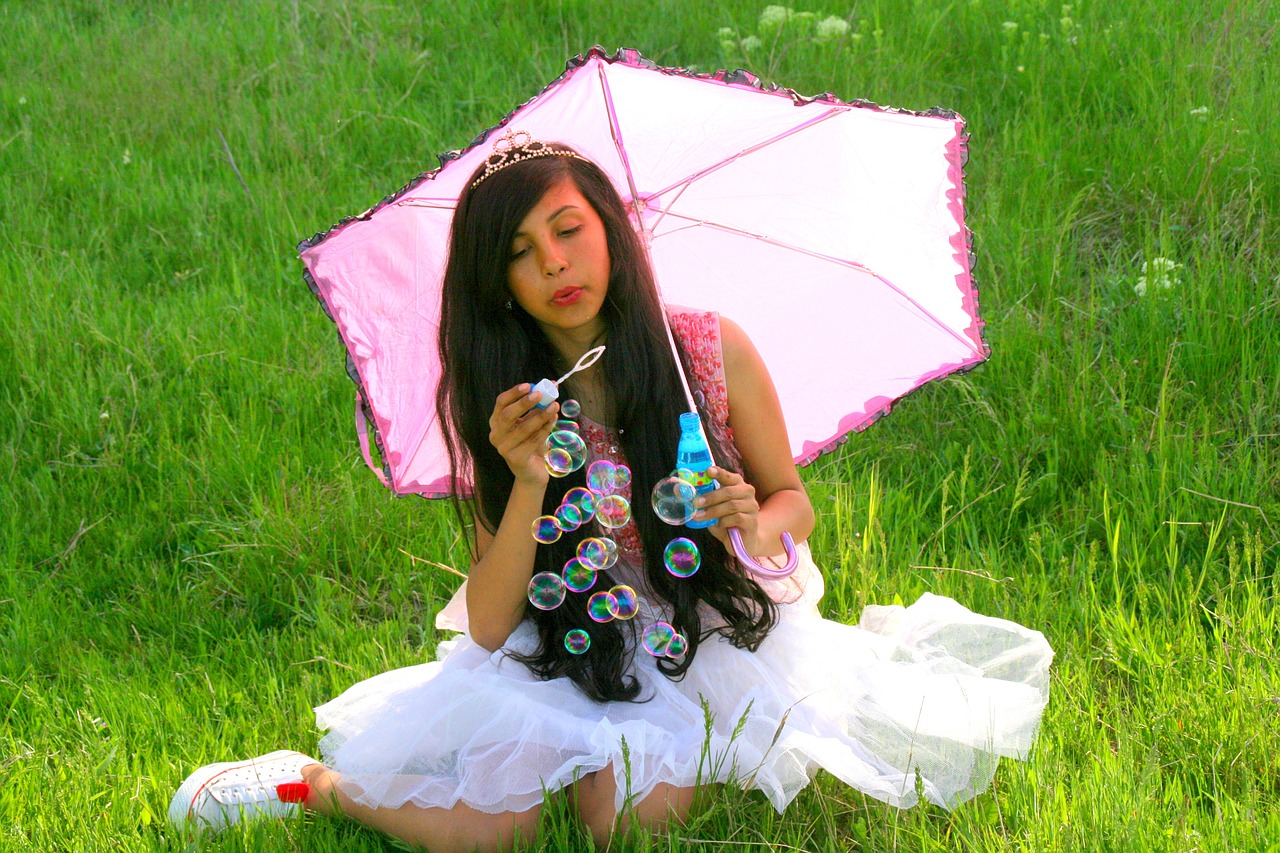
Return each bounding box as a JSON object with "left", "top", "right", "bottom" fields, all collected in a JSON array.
[{"left": 169, "top": 132, "right": 1053, "bottom": 851}]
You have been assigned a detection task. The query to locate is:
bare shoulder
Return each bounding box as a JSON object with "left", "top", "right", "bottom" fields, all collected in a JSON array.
[
  {"left": 716, "top": 313, "right": 805, "bottom": 499},
  {"left": 717, "top": 314, "right": 767, "bottom": 390}
]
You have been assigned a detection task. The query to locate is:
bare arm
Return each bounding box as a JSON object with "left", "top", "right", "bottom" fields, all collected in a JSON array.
[
  {"left": 693, "top": 316, "right": 814, "bottom": 557},
  {"left": 465, "top": 385, "right": 560, "bottom": 652}
]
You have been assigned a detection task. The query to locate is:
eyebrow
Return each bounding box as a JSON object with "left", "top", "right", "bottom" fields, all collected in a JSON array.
[{"left": 513, "top": 205, "right": 580, "bottom": 237}]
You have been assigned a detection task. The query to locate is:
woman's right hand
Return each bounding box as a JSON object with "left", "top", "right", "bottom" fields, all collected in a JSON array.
[{"left": 488, "top": 384, "right": 560, "bottom": 487}]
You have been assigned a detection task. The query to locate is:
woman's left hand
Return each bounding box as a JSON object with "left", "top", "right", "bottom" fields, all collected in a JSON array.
[{"left": 694, "top": 467, "right": 760, "bottom": 557}]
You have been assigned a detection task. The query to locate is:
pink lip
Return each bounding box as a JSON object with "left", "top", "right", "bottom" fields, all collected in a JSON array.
[{"left": 551, "top": 287, "right": 583, "bottom": 305}]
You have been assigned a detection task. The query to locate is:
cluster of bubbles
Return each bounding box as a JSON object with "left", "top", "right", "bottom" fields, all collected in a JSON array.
[
  {"left": 545, "top": 429, "right": 587, "bottom": 477},
  {"left": 527, "top": 537, "right": 624, "bottom": 611},
  {"left": 641, "top": 621, "right": 688, "bottom": 659},
  {"left": 528, "top": 399, "right": 702, "bottom": 660}
]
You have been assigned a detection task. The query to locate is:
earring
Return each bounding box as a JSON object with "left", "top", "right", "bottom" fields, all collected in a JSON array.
[{"left": 505, "top": 300, "right": 513, "bottom": 311}]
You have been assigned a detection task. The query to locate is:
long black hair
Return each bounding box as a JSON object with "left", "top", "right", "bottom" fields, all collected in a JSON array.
[{"left": 436, "top": 143, "right": 777, "bottom": 702}]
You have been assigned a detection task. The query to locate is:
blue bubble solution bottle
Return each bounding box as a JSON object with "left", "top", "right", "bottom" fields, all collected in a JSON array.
[{"left": 677, "top": 412, "right": 718, "bottom": 529}]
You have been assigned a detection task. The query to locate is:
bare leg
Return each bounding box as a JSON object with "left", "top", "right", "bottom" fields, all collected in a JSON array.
[
  {"left": 301, "top": 764, "right": 540, "bottom": 853},
  {"left": 569, "top": 764, "right": 706, "bottom": 850}
]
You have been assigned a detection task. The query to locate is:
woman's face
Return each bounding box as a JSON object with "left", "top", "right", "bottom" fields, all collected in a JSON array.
[{"left": 507, "top": 177, "right": 611, "bottom": 347}]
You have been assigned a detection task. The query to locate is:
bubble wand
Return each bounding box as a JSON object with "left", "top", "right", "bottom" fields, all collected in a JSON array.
[{"left": 530, "top": 345, "right": 607, "bottom": 409}]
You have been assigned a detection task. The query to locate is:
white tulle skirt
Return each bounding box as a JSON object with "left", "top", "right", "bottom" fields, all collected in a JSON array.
[{"left": 314, "top": 546, "right": 1053, "bottom": 815}]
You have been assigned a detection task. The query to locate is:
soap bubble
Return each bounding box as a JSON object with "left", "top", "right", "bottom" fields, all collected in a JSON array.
[
  {"left": 586, "top": 460, "right": 617, "bottom": 494},
  {"left": 596, "top": 494, "right": 631, "bottom": 529},
  {"left": 577, "top": 537, "right": 609, "bottom": 570},
  {"left": 545, "top": 447, "right": 573, "bottom": 477},
  {"left": 641, "top": 621, "right": 676, "bottom": 657},
  {"left": 554, "top": 503, "right": 583, "bottom": 531},
  {"left": 531, "top": 515, "right": 562, "bottom": 544},
  {"left": 611, "top": 465, "right": 632, "bottom": 491},
  {"left": 562, "top": 557, "right": 597, "bottom": 593},
  {"left": 527, "top": 572, "right": 566, "bottom": 610},
  {"left": 674, "top": 467, "right": 698, "bottom": 485},
  {"left": 587, "top": 591, "right": 617, "bottom": 623},
  {"left": 651, "top": 476, "right": 697, "bottom": 525},
  {"left": 564, "top": 487, "right": 597, "bottom": 520},
  {"left": 665, "top": 632, "right": 688, "bottom": 658},
  {"left": 609, "top": 584, "right": 638, "bottom": 620},
  {"left": 560, "top": 399, "right": 581, "bottom": 418},
  {"left": 663, "top": 538, "right": 701, "bottom": 578},
  {"left": 564, "top": 629, "right": 591, "bottom": 654},
  {"left": 555, "top": 419, "right": 580, "bottom": 433},
  {"left": 545, "top": 430, "right": 586, "bottom": 476},
  {"left": 586, "top": 535, "right": 616, "bottom": 568}
]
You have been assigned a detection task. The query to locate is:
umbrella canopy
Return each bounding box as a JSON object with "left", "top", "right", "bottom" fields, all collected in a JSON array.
[{"left": 299, "top": 47, "right": 985, "bottom": 498}]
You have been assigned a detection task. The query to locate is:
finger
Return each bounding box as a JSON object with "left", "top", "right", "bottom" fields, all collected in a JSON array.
[
  {"left": 504, "top": 402, "right": 559, "bottom": 449},
  {"left": 502, "top": 390, "right": 554, "bottom": 427},
  {"left": 496, "top": 383, "right": 533, "bottom": 407},
  {"left": 693, "top": 496, "right": 756, "bottom": 523},
  {"left": 693, "top": 483, "right": 754, "bottom": 512},
  {"left": 492, "top": 384, "right": 534, "bottom": 421},
  {"left": 490, "top": 384, "right": 532, "bottom": 430},
  {"left": 707, "top": 466, "right": 743, "bottom": 486}
]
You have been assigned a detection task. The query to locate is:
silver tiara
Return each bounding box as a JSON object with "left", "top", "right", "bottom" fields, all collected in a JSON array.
[{"left": 470, "top": 130, "right": 588, "bottom": 189}]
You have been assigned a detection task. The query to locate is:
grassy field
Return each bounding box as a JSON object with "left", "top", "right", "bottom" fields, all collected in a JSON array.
[{"left": 2, "top": 0, "right": 1278, "bottom": 850}]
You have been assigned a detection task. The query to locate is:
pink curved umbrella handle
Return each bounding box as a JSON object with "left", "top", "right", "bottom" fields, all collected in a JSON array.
[{"left": 728, "top": 528, "right": 799, "bottom": 580}]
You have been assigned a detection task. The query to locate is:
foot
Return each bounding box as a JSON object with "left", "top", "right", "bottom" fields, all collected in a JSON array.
[{"left": 168, "top": 749, "right": 317, "bottom": 832}]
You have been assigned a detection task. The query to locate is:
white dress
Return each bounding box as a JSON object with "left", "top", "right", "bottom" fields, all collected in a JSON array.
[{"left": 314, "top": 311, "right": 1053, "bottom": 815}]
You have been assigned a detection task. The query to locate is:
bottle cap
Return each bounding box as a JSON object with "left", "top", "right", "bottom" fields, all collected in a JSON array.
[{"left": 531, "top": 378, "right": 558, "bottom": 409}]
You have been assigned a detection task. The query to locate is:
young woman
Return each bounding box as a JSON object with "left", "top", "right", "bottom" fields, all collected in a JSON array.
[{"left": 169, "top": 134, "right": 1052, "bottom": 852}]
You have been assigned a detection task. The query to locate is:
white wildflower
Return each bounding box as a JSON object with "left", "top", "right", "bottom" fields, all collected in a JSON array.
[
  {"left": 1002, "top": 20, "right": 1018, "bottom": 33},
  {"left": 1060, "top": 16, "right": 1074, "bottom": 30},
  {"left": 1190, "top": 105, "right": 1209, "bottom": 119},
  {"left": 717, "top": 27, "right": 737, "bottom": 40},
  {"left": 1134, "top": 257, "right": 1182, "bottom": 296},
  {"left": 18, "top": 96, "right": 27, "bottom": 105},
  {"left": 122, "top": 149, "right": 132, "bottom": 165},
  {"left": 872, "top": 27, "right": 884, "bottom": 40},
  {"left": 816, "top": 16, "right": 850, "bottom": 42},
  {"left": 741, "top": 35, "right": 763, "bottom": 51},
  {"left": 1017, "top": 65, "right": 1026, "bottom": 72},
  {"left": 100, "top": 411, "right": 110, "bottom": 420},
  {"left": 758, "top": 5, "right": 790, "bottom": 34}
]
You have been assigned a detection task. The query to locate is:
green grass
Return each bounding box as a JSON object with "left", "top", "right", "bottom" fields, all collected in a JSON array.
[{"left": 2, "top": 0, "right": 1277, "bottom": 849}]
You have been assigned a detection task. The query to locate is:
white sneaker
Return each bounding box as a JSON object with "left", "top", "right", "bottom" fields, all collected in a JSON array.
[{"left": 168, "top": 749, "right": 316, "bottom": 832}]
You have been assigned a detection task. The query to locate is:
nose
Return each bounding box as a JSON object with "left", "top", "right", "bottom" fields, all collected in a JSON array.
[{"left": 539, "top": 244, "right": 567, "bottom": 277}]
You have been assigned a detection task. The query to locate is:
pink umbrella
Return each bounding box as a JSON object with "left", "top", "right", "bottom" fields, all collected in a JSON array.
[{"left": 300, "top": 48, "right": 984, "bottom": 567}]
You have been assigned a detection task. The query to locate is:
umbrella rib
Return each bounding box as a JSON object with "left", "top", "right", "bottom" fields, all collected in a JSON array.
[
  {"left": 656, "top": 213, "right": 982, "bottom": 356},
  {"left": 655, "top": 214, "right": 876, "bottom": 277},
  {"left": 598, "top": 62, "right": 699, "bottom": 414},
  {"left": 646, "top": 107, "right": 846, "bottom": 208},
  {"left": 598, "top": 63, "right": 646, "bottom": 231}
]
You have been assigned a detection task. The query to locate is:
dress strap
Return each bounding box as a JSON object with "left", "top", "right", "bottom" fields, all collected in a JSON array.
[{"left": 668, "top": 308, "right": 741, "bottom": 472}]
